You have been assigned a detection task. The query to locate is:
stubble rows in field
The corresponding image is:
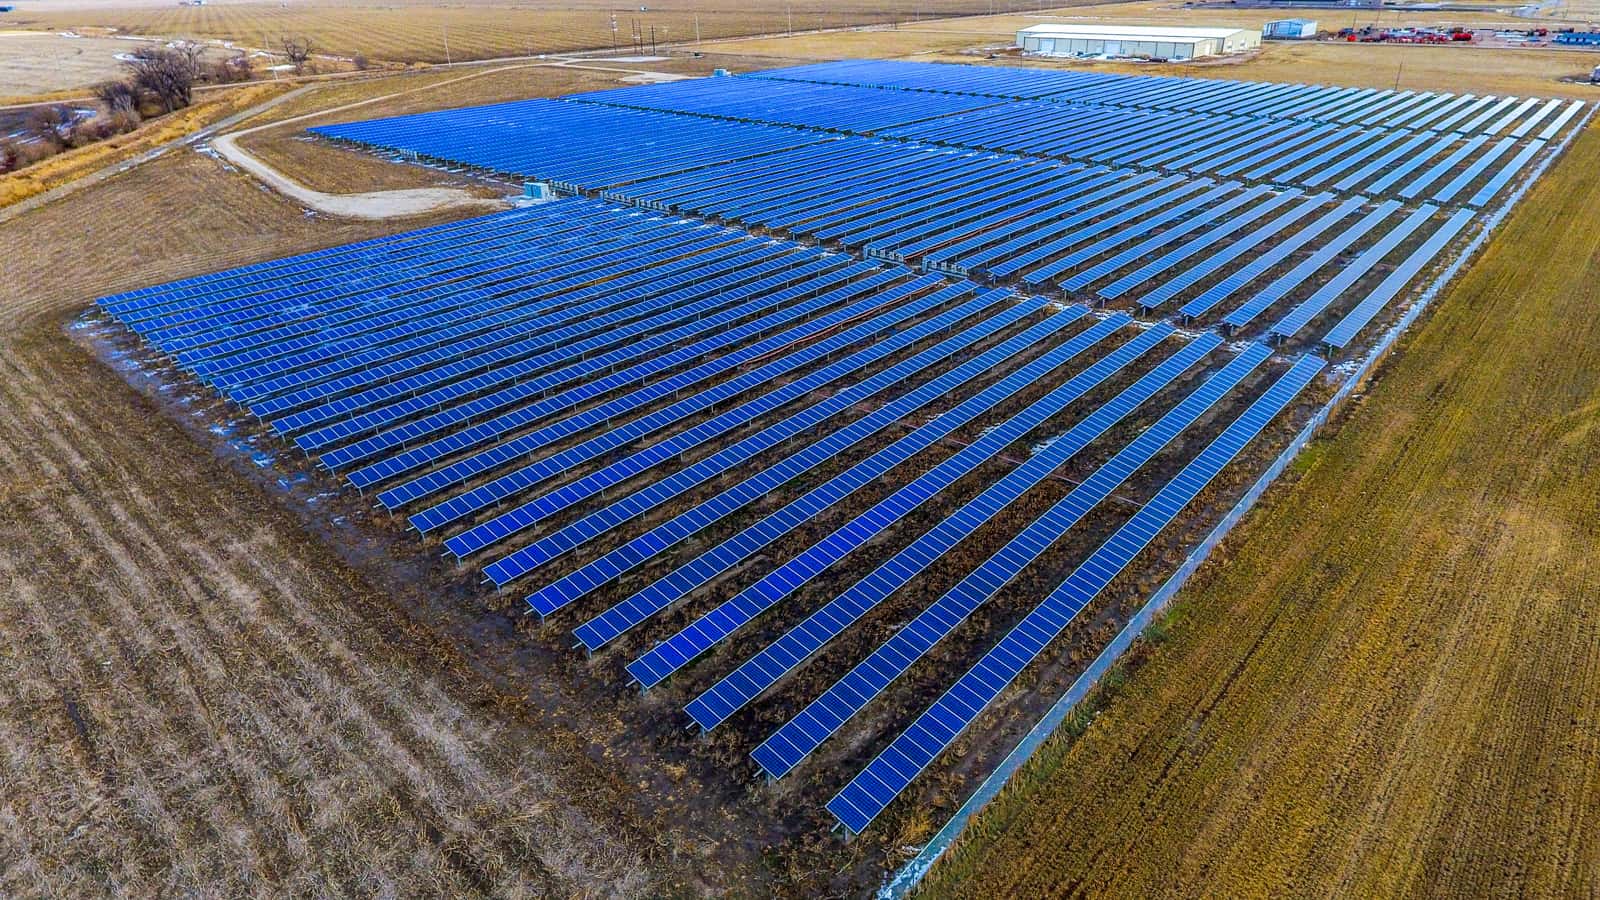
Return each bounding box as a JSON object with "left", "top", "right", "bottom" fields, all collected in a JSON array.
[{"left": 919, "top": 121, "right": 1600, "bottom": 898}]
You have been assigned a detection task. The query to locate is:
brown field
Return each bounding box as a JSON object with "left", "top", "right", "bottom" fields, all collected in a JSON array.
[
  {"left": 11, "top": 0, "right": 1018, "bottom": 66},
  {"left": 3, "top": 4, "right": 1597, "bottom": 893},
  {"left": 0, "top": 30, "right": 168, "bottom": 98},
  {"left": 0, "top": 147, "right": 690, "bottom": 895},
  {"left": 708, "top": 2, "right": 1600, "bottom": 96},
  {"left": 919, "top": 120, "right": 1600, "bottom": 897}
]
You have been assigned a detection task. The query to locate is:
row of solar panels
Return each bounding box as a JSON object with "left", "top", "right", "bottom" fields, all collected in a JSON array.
[
  {"left": 98, "top": 203, "right": 1327, "bottom": 837},
  {"left": 105, "top": 197, "right": 1461, "bottom": 565},
  {"left": 569, "top": 74, "right": 999, "bottom": 134},
  {"left": 748, "top": 58, "right": 1586, "bottom": 139},
  {"left": 313, "top": 66, "right": 1576, "bottom": 210},
  {"left": 880, "top": 100, "right": 1551, "bottom": 203},
  {"left": 593, "top": 139, "right": 1475, "bottom": 341}
]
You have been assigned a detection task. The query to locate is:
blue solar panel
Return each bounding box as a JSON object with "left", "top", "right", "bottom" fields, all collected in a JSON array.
[
  {"left": 332, "top": 260, "right": 883, "bottom": 480},
  {"left": 268, "top": 241, "right": 816, "bottom": 436},
  {"left": 571, "top": 307, "right": 1114, "bottom": 653},
  {"left": 471, "top": 288, "right": 1028, "bottom": 587},
  {"left": 745, "top": 335, "right": 1258, "bottom": 774},
  {"left": 434, "top": 276, "right": 963, "bottom": 555},
  {"left": 826, "top": 352, "right": 1326, "bottom": 835},
  {"left": 1321, "top": 208, "right": 1474, "bottom": 349},
  {"left": 1099, "top": 190, "right": 1302, "bottom": 302},
  {"left": 1221, "top": 200, "right": 1402, "bottom": 330},
  {"left": 690, "top": 330, "right": 1222, "bottom": 737},
  {"left": 349, "top": 261, "right": 892, "bottom": 493},
  {"left": 522, "top": 294, "right": 1062, "bottom": 619},
  {"left": 1145, "top": 193, "right": 1332, "bottom": 311},
  {"left": 623, "top": 314, "right": 1158, "bottom": 690},
  {"left": 1269, "top": 204, "right": 1437, "bottom": 340},
  {"left": 1465, "top": 139, "right": 1545, "bottom": 209},
  {"left": 1432, "top": 137, "right": 1515, "bottom": 203}
]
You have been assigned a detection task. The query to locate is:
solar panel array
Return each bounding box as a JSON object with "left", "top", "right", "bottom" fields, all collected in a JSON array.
[
  {"left": 94, "top": 57, "right": 1586, "bottom": 843},
  {"left": 315, "top": 61, "right": 1579, "bottom": 216}
]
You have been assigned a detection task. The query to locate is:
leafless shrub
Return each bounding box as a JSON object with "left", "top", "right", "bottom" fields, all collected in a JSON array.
[
  {"left": 281, "top": 35, "right": 314, "bottom": 74},
  {"left": 209, "top": 53, "right": 253, "bottom": 84},
  {"left": 27, "top": 105, "right": 74, "bottom": 150},
  {"left": 94, "top": 79, "right": 139, "bottom": 116}
]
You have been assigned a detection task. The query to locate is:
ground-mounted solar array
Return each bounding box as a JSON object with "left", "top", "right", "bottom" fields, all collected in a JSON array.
[
  {"left": 98, "top": 60, "right": 1587, "bottom": 840},
  {"left": 313, "top": 63, "right": 1582, "bottom": 357}
]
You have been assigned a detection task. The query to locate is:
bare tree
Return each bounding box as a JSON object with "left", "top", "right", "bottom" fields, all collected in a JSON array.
[
  {"left": 173, "top": 40, "right": 206, "bottom": 79},
  {"left": 281, "top": 35, "right": 314, "bottom": 74},
  {"left": 94, "top": 79, "right": 139, "bottom": 116},
  {"left": 123, "top": 47, "right": 196, "bottom": 112}
]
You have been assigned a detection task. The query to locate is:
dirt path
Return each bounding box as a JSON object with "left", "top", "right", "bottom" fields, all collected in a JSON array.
[{"left": 209, "top": 57, "right": 694, "bottom": 219}]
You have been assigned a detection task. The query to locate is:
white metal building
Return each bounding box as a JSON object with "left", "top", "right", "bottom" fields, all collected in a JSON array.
[
  {"left": 1264, "top": 18, "right": 1318, "bottom": 39},
  {"left": 1017, "top": 24, "right": 1261, "bottom": 60}
]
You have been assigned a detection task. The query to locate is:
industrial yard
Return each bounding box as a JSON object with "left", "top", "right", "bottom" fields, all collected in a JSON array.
[{"left": 2, "top": 0, "right": 1599, "bottom": 896}]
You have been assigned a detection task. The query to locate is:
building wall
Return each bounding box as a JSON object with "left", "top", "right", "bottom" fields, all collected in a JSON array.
[
  {"left": 1021, "top": 29, "right": 1258, "bottom": 58},
  {"left": 1022, "top": 35, "right": 1214, "bottom": 59},
  {"left": 1265, "top": 20, "right": 1317, "bottom": 39}
]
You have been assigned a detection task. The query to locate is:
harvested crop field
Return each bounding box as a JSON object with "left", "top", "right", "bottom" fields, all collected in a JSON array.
[
  {"left": 0, "top": 31, "right": 155, "bottom": 98},
  {"left": 920, "top": 120, "right": 1600, "bottom": 897},
  {"left": 0, "top": 150, "right": 696, "bottom": 896},
  {"left": 13, "top": 0, "right": 1013, "bottom": 65}
]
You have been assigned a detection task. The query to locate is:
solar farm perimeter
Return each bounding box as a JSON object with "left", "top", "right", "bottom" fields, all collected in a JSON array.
[{"left": 90, "top": 58, "right": 1591, "bottom": 881}]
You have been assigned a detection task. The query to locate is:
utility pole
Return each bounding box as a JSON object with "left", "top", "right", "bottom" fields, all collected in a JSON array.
[
  {"left": 694, "top": 13, "right": 700, "bottom": 43},
  {"left": 1394, "top": 59, "right": 1404, "bottom": 90},
  {"left": 442, "top": 19, "right": 452, "bottom": 67},
  {"left": 787, "top": 3, "right": 793, "bottom": 36}
]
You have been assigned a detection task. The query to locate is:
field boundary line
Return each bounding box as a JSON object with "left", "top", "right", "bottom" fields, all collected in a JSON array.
[{"left": 879, "top": 105, "right": 1597, "bottom": 899}]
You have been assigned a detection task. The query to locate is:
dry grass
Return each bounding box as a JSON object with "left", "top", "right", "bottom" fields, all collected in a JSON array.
[
  {"left": 0, "top": 143, "right": 685, "bottom": 897},
  {"left": 0, "top": 31, "right": 166, "bottom": 99},
  {"left": 0, "top": 82, "right": 289, "bottom": 209},
  {"left": 12, "top": 0, "right": 1012, "bottom": 65},
  {"left": 919, "top": 120, "right": 1600, "bottom": 897}
]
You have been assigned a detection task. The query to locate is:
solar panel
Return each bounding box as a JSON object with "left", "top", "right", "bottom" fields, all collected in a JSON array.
[
  {"left": 1321, "top": 208, "right": 1474, "bottom": 349},
  {"left": 826, "top": 352, "right": 1326, "bottom": 835},
  {"left": 510, "top": 291, "right": 1049, "bottom": 616},
  {"left": 439, "top": 278, "right": 970, "bottom": 558},
  {"left": 1465, "top": 139, "right": 1544, "bottom": 209},
  {"left": 1144, "top": 193, "right": 1331, "bottom": 311},
  {"left": 748, "top": 336, "right": 1267, "bottom": 775},
  {"left": 691, "top": 331, "right": 1222, "bottom": 739},
  {"left": 570, "top": 307, "right": 1119, "bottom": 653},
  {"left": 1269, "top": 204, "right": 1438, "bottom": 340},
  {"left": 333, "top": 260, "right": 882, "bottom": 480},
  {"left": 1222, "top": 200, "right": 1402, "bottom": 330},
  {"left": 623, "top": 314, "right": 1158, "bottom": 690}
]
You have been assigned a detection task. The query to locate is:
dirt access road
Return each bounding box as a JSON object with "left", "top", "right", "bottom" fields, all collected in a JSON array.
[{"left": 210, "top": 56, "right": 694, "bottom": 218}]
